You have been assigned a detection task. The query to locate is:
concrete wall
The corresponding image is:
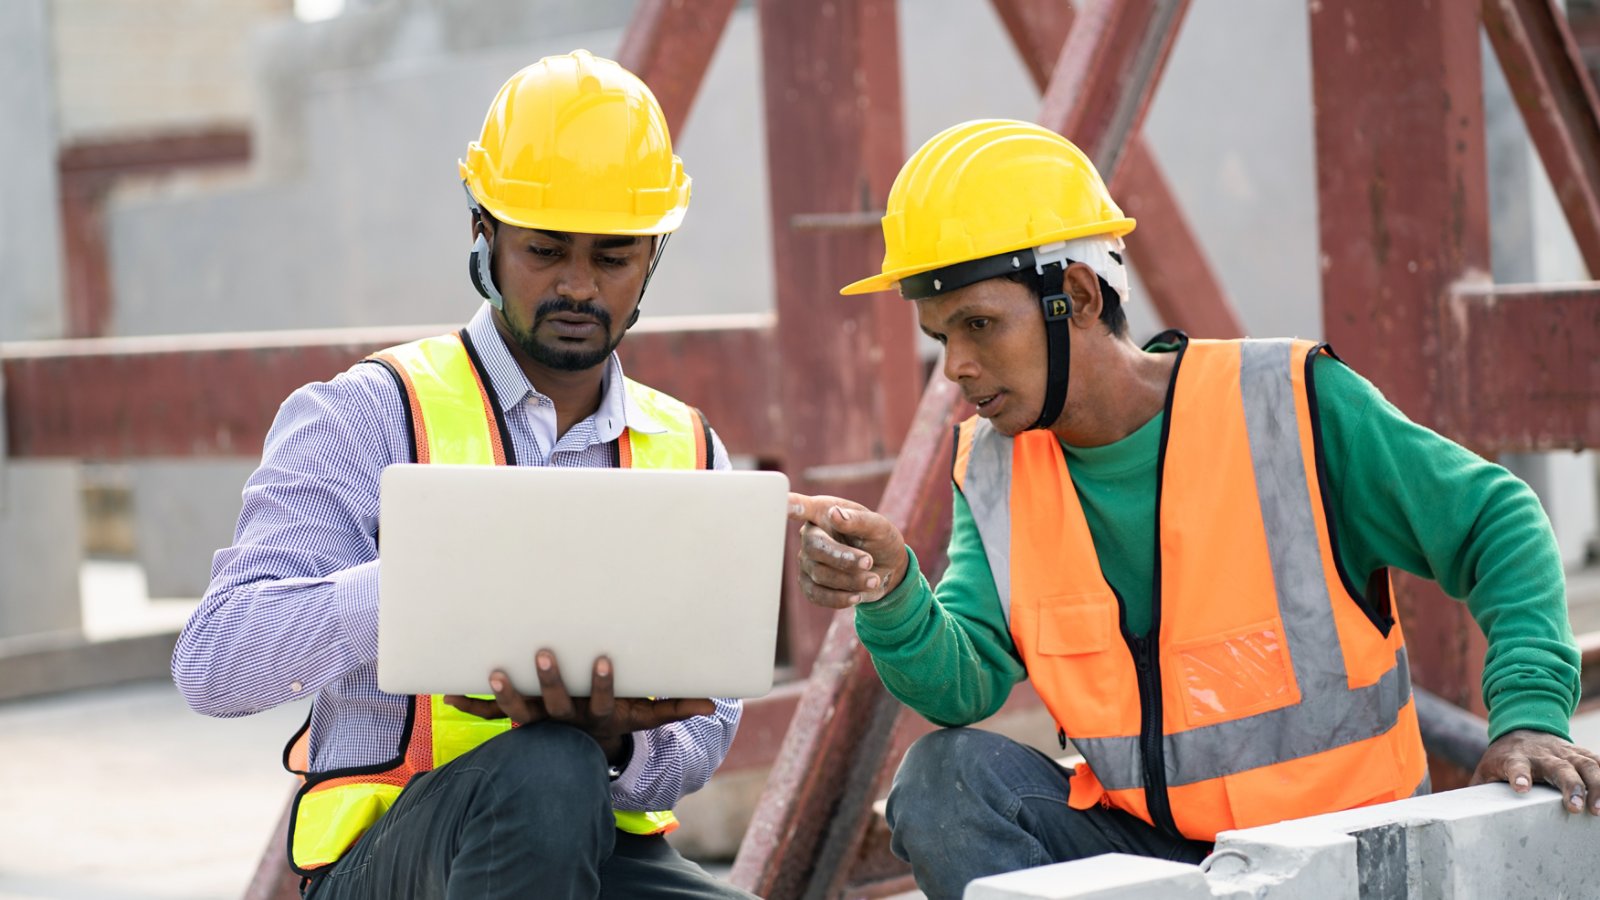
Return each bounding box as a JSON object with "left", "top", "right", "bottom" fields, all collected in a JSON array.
[
  {"left": 101, "top": 1, "right": 1599, "bottom": 592},
  {"left": 106, "top": 0, "right": 1319, "bottom": 592},
  {"left": 51, "top": 0, "right": 293, "bottom": 144},
  {"left": 0, "top": 0, "right": 83, "bottom": 643},
  {"left": 966, "top": 784, "right": 1600, "bottom": 899}
]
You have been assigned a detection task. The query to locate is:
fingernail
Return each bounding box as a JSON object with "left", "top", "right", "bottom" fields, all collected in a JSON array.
[
  {"left": 834, "top": 507, "right": 851, "bottom": 522},
  {"left": 537, "top": 653, "right": 552, "bottom": 671},
  {"left": 1515, "top": 776, "right": 1530, "bottom": 789},
  {"left": 597, "top": 658, "right": 611, "bottom": 677},
  {"left": 790, "top": 503, "right": 803, "bottom": 515},
  {"left": 490, "top": 676, "right": 505, "bottom": 691},
  {"left": 848, "top": 594, "right": 861, "bottom": 605},
  {"left": 866, "top": 575, "right": 880, "bottom": 589}
]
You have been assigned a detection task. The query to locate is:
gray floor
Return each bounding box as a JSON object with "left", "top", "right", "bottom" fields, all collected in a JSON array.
[
  {"left": 4, "top": 563, "right": 1600, "bottom": 899},
  {"left": 0, "top": 679, "right": 310, "bottom": 900}
]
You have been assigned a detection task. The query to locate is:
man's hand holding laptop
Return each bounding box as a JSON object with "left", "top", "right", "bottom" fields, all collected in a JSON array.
[{"left": 444, "top": 649, "right": 717, "bottom": 762}]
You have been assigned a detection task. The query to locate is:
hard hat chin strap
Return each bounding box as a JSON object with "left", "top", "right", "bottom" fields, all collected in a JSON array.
[
  {"left": 628, "top": 232, "right": 672, "bottom": 330},
  {"left": 1030, "top": 258, "right": 1073, "bottom": 431}
]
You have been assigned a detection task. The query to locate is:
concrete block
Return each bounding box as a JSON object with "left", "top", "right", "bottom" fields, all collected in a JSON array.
[
  {"left": 1208, "top": 783, "right": 1600, "bottom": 900},
  {"left": 1201, "top": 827, "right": 1358, "bottom": 900},
  {"left": 0, "top": 462, "right": 84, "bottom": 642},
  {"left": 964, "top": 855, "right": 1211, "bottom": 900},
  {"left": 0, "top": 0, "right": 65, "bottom": 341},
  {"left": 131, "top": 460, "right": 255, "bottom": 599}
]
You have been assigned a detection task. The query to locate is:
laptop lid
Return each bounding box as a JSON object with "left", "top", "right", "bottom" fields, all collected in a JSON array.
[{"left": 377, "top": 464, "right": 788, "bottom": 699}]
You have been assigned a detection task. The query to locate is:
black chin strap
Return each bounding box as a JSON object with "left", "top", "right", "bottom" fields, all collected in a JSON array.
[
  {"left": 627, "top": 233, "right": 673, "bottom": 330},
  {"left": 1030, "top": 261, "right": 1073, "bottom": 431}
]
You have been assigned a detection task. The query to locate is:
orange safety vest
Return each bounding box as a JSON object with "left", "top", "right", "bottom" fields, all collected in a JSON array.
[
  {"left": 952, "top": 336, "right": 1428, "bottom": 841},
  {"left": 283, "top": 329, "right": 711, "bottom": 875}
]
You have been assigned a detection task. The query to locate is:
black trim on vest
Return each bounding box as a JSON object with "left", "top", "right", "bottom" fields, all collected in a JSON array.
[
  {"left": 1302, "top": 344, "right": 1395, "bottom": 636},
  {"left": 282, "top": 709, "right": 313, "bottom": 776},
  {"left": 694, "top": 407, "right": 716, "bottom": 470},
  {"left": 1137, "top": 331, "right": 1188, "bottom": 839},
  {"left": 286, "top": 698, "right": 420, "bottom": 877},
  {"left": 457, "top": 328, "right": 518, "bottom": 467},
  {"left": 363, "top": 358, "right": 419, "bottom": 465},
  {"left": 950, "top": 423, "right": 963, "bottom": 487}
]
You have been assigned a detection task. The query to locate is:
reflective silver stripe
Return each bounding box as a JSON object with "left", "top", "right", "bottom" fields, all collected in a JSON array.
[
  {"left": 961, "top": 419, "right": 1016, "bottom": 619},
  {"left": 1075, "top": 646, "right": 1412, "bottom": 789},
  {"left": 1074, "top": 341, "right": 1412, "bottom": 791},
  {"left": 1239, "top": 341, "right": 1349, "bottom": 697}
]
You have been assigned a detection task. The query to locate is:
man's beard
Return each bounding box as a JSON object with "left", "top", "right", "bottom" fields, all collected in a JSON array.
[{"left": 510, "top": 298, "right": 623, "bottom": 371}]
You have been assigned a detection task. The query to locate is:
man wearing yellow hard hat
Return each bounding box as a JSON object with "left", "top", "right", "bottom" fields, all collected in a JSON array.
[
  {"left": 789, "top": 119, "right": 1596, "bottom": 898},
  {"left": 174, "top": 51, "right": 755, "bottom": 898}
]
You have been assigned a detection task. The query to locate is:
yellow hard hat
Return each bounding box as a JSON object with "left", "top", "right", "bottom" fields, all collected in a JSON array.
[
  {"left": 459, "top": 50, "right": 691, "bottom": 235},
  {"left": 840, "top": 119, "right": 1134, "bottom": 296}
]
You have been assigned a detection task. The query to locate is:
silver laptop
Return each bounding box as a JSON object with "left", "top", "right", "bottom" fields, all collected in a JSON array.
[{"left": 377, "top": 464, "right": 789, "bottom": 699}]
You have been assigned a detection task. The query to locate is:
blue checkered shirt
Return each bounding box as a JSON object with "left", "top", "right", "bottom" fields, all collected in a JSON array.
[{"left": 173, "top": 304, "right": 740, "bottom": 813}]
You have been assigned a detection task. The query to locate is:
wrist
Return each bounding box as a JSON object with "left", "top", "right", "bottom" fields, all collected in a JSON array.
[{"left": 602, "top": 733, "right": 633, "bottom": 780}]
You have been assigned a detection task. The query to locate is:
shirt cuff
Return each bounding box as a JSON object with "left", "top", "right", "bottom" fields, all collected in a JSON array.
[
  {"left": 855, "top": 546, "right": 927, "bottom": 628},
  {"left": 610, "top": 727, "right": 655, "bottom": 800},
  {"left": 331, "top": 559, "right": 382, "bottom": 665}
]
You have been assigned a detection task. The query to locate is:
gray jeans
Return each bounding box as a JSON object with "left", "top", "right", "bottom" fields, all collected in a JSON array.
[
  {"left": 886, "top": 727, "right": 1213, "bottom": 900},
  {"left": 306, "top": 722, "right": 753, "bottom": 900}
]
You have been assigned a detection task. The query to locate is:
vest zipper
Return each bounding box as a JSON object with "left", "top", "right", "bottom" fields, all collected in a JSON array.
[{"left": 1127, "top": 631, "right": 1180, "bottom": 838}]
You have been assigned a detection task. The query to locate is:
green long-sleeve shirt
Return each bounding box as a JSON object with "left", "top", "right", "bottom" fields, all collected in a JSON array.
[{"left": 856, "top": 350, "right": 1579, "bottom": 743}]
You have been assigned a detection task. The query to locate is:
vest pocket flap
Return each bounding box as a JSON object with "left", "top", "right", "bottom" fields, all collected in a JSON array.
[{"left": 1037, "top": 592, "right": 1116, "bottom": 656}]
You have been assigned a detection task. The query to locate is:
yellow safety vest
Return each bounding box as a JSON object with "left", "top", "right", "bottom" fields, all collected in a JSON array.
[{"left": 284, "top": 329, "right": 709, "bottom": 875}]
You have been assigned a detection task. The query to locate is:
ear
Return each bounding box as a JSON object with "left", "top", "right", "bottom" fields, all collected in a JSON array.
[
  {"left": 470, "top": 211, "right": 495, "bottom": 241},
  {"left": 1064, "top": 263, "right": 1103, "bottom": 330}
]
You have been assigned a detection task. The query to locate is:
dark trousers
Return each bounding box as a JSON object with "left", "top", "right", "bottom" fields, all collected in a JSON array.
[
  {"left": 885, "top": 728, "right": 1214, "bottom": 900},
  {"left": 306, "top": 723, "right": 754, "bottom": 900}
]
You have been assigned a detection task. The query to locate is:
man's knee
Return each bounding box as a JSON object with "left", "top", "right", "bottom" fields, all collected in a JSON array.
[
  {"left": 889, "top": 728, "right": 1013, "bottom": 822},
  {"left": 454, "top": 723, "right": 611, "bottom": 809}
]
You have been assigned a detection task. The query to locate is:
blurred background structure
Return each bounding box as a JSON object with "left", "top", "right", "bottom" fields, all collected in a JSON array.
[{"left": 3, "top": 1, "right": 1600, "bottom": 898}]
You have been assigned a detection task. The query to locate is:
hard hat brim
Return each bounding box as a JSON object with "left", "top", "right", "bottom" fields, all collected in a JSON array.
[
  {"left": 838, "top": 217, "right": 1137, "bottom": 297},
  {"left": 482, "top": 201, "right": 687, "bottom": 236}
]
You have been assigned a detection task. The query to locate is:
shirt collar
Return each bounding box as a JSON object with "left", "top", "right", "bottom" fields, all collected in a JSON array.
[{"left": 464, "top": 303, "right": 668, "bottom": 440}]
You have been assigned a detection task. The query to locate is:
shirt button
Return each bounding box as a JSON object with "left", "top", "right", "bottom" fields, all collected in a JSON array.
[{"left": 289, "top": 681, "right": 303, "bottom": 693}]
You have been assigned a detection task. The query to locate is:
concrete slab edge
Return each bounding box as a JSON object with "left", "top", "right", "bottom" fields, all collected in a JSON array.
[{"left": 0, "top": 629, "right": 177, "bottom": 703}]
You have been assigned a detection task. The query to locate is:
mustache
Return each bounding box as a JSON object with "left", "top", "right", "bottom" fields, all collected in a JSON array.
[{"left": 532, "top": 298, "right": 613, "bottom": 330}]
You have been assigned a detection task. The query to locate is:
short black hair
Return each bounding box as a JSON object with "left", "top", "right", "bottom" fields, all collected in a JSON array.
[{"left": 1003, "top": 262, "right": 1129, "bottom": 338}]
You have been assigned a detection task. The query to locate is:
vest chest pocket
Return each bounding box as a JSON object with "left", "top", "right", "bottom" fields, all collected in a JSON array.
[{"left": 1036, "top": 592, "right": 1118, "bottom": 656}]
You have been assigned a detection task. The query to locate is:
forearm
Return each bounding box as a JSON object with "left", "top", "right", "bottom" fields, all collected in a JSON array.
[
  {"left": 610, "top": 697, "right": 741, "bottom": 810},
  {"left": 855, "top": 549, "right": 1025, "bottom": 727},
  {"left": 173, "top": 559, "right": 379, "bottom": 717},
  {"left": 1459, "top": 477, "right": 1578, "bottom": 741},
  {"left": 172, "top": 373, "right": 396, "bottom": 717}
]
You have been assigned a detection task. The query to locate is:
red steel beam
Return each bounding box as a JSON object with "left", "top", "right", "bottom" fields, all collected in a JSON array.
[
  {"left": 1438, "top": 281, "right": 1600, "bottom": 452},
  {"left": 1310, "top": 0, "right": 1492, "bottom": 763},
  {"left": 732, "top": 4, "right": 1189, "bottom": 892},
  {"left": 1038, "top": 0, "right": 1191, "bottom": 176},
  {"left": 756, "top": 0, "right": 921, "bottom": 679},
  {"left": 732, "top": 377, "right": 969, "bottom": 899},
  {"left": 615, "top": 0, "right": 740, "bottom": 136},
  {"left": 990, "top": 0, "right": 1241, "bottom": 337},
  {"left": 1483, "top": 0, "right": 1600, "bottom": 278},
  {"left": 1, "top": 317, "right": 782, "bottom": 462},
  {"left": 1115, "top": 139, "right": 1245, "bottom": 338},
  {"left": 57, "top": 130, "right": 250, "bottom": 338}
]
